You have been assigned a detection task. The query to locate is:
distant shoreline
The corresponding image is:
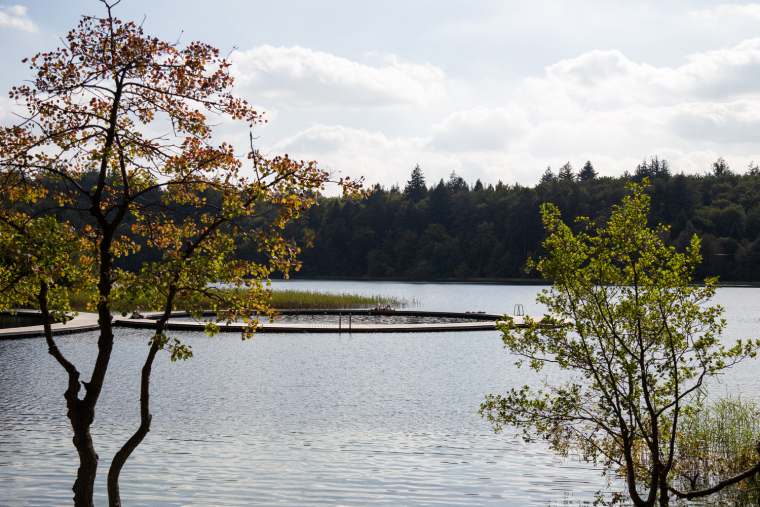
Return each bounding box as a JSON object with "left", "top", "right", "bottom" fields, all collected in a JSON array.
[{"left": 274, "top": 277, "right": 760, "bottom": 288}]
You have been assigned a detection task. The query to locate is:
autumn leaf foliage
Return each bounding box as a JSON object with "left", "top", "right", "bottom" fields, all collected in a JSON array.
[{"left": 0, "top": 3, "right": 363, "bottom": 507}]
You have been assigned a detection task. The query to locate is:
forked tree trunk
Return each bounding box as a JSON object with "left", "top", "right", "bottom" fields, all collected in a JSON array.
[{"left": 37, "top": 229, "right": 118, "bottom": 506}]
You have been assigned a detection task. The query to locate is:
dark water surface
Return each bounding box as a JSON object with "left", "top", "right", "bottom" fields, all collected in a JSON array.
[
  {"left": 0, "top": 314, "right": 47, "bottom": 329},
  {"left": 1, "top": 282, "right": 758, "bottom": 506}
]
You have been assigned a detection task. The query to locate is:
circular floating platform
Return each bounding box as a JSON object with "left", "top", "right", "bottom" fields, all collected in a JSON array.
[
  {"left": 1, "top": 310, "right": 528, "bottom": 339},
  {"left": 121, "top": 309, "right": 516, "bottom": 333}
]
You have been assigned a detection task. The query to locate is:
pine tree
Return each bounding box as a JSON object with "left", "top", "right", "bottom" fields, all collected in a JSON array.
[
  {"left": 636, "top": 156, "right": 670, "bottom": 180},
  {"left": 558, "top": 162, "right": 574, "bottom": 181},
  {"left": 429, "top": 179, "right": 452, "bottom": 228},
  {"left": 650, "top": 156, "right": 670, "bottom": 179},
  {"left": 578, "top": 161, "right": 597, "bottom": 181},
  {"left": 404, "top": 164, "right": 427, "bottom": 202},
  {"left": 539, "top": 166, "right": 555, "bottom": 184}
]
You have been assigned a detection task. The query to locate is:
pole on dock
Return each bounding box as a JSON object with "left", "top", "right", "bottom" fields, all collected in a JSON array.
[
  {"left": 349, "top": 314, "right": 352, "bottom": 331},
  {"left": 339, "top": 313, "right": 342, "bottom": 332}
]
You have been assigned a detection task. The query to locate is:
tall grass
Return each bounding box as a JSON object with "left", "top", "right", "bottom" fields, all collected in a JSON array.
[
  {"left": 672, "top": 392, "right": 760, "bottom": 506},
  {"left": 269, "top": 289, "right": 413, "bottom": 310},
  {"left": 67, "top": 288, "right": 414, "bottom": 312}
]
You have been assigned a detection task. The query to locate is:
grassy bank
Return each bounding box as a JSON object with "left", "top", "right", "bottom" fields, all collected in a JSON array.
[{"left": 67, "top": 288, "right": 413, "bottom": 312}]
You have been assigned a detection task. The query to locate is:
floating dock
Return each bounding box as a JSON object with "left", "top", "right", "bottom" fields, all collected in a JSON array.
[{"left": 0, "top": 310, "right": 529, "bottom": 339}]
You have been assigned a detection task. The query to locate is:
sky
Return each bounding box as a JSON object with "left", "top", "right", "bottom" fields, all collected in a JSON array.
[{"left": 2, "top": 0, "right": 760, "bottom": 189}]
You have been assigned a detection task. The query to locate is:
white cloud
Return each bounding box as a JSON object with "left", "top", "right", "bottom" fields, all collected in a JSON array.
[
  {"left": 690, "top": 3, "right": 760, "bottom": 22},
  {"left": 667, "top": 100, "right": 760, "bottom": 143},
  {"left": 0, "top": 5, "right": 37, "bottom": 32},
  {"left": 230, "top": 45, "right": 447, "bottom": 109},
  {"left": 425, "top": 106, "right": 532, "bottom": 152},
  {"left": 236, "top": 36, "right": 760, "bottom": 188},
  {"left": 270, "top": 125, "right": 435, "bottom": 188},
  {"left": 266, "top": 119, "right": 760, "bottom": 191},
  {"left": 527, "top": 39, "right": 760, "bottom": 109}
]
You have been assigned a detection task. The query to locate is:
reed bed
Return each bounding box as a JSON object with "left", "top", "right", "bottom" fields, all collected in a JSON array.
[
  {"left": 66, "top": 288, "right": 413, "bottom": 312},
  {"left": 672, "top": 393, "right": 760, "bottom": 506},
  {"left": 269, "top": 289, "right": 413, "bottom": 310}
]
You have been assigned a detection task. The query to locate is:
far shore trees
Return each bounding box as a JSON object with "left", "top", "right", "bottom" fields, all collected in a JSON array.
[
  {"left": 0, "top": 3, "right": 362, "bottom": 507},
  {"left": 283, "top": 156, "right": 760, "bottom": 281},
  {"left": 480, "top": 181, "right": 760, "bottom": 506},
  {"left": 577, "top": 160, "right": 597, "bottom": 181},
  {"left": 404, "top": 164, "right": 427, "bottom": 202}
]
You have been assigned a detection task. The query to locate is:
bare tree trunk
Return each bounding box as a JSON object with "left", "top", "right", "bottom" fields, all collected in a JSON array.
[
  {"left": 69, "top": 405, "right": 99, "bottom": 507},
  {"left": 107, "top": 292, "right": 175, "bottom": 507},
  {"left": 659, "top": 472, "right": 670, "bottom": 506},
  {"left": 38, "top": 232, "right": 117, "bottom": 506},
  {"left": 38, "top": 281, "right": 100, "bottom": 507},
  {"left": 106, "top": 340, "right": 159, "bottom": 507}
]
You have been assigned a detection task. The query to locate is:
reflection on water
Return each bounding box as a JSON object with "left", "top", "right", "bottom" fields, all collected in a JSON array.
[
  {"left": 0, "top": 313, "right": 47, "bottom": 329},
  {"left": 1, "top": 282, "right": 758, "bottom": 506}
]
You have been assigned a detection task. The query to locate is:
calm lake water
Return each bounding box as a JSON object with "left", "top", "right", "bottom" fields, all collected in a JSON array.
[{"left": 1, "top": 281, "right": 758, "bottom": 506}]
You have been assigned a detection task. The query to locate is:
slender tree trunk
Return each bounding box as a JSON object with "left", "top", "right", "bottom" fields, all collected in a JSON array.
[
  {"left": 107, "top": 292, "right": 175, "bottom": 507},
  {"left": 106, "top": 340, "right": 159, "bottom": 507},
  {"left": 69, "top": 406, "right": 99, "bottom": 507},
  {"left": 38, "top": 281, "right": 100, "bottom": 507}
]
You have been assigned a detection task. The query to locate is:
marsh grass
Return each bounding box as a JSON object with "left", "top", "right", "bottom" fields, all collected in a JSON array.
[
  {"left": 67, "top": 288, "right": 413, "bottom": 312},
  {"left": 672, "top": 392, "right": 760, "bottom": 506},
  {"left": 268, "top": 289, "right": 413, "bottom": 310}
]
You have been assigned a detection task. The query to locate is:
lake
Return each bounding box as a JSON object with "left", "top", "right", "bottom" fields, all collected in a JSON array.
[{"left": 1, "top": 281, "right": 758, "bottom": 506}]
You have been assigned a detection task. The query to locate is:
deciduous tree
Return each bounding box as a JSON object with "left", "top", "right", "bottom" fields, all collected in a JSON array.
[
  {"left": 480, "top": 181, "right": 760, "bottom": 506},
  {"left": 0, "top": 3, "right": 362, "bottom": 506},
  {"left": 713, "top": 157, "right": 731, "bottom": 177}
]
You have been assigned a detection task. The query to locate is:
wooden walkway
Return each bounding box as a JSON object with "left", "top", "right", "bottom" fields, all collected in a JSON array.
[
  {"left": 1, "top": 310, "right": 528, "bottom": 339},
  {"left": 0, "top": 310, "right": 102, "bottom": 339}
]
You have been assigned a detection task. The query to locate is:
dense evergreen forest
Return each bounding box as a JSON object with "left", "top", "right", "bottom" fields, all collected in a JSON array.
[
  {"left": 267, "top": 158, "right": 760, "bottom": 282},
  {"left": 40, "top": 157, "right": 759, "bottom": 283}
]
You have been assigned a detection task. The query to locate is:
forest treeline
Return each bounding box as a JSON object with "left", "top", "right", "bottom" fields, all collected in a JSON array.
[
  {"left": 38, "top": 157, "right": 760, "bottom": 282},
  {"left": 265, "top": 158, "right": 760, "bottom": 282}
]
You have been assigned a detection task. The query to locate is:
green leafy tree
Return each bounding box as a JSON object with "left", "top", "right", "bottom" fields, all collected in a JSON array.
[
  {"left": 0, "top": 3, "right": 362, "bottom": 506},
  {"left": 404, "top": 164, "right": 427, "bottom": 202},
  {"left": 480, "top": 181, "right": 760, "bottom": 506},
  {"left": 446, "top": 171, "right": 469, "bottom": 192},
  {"left": 713, "top": 157, "right": 731, "bottom": 177}
]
